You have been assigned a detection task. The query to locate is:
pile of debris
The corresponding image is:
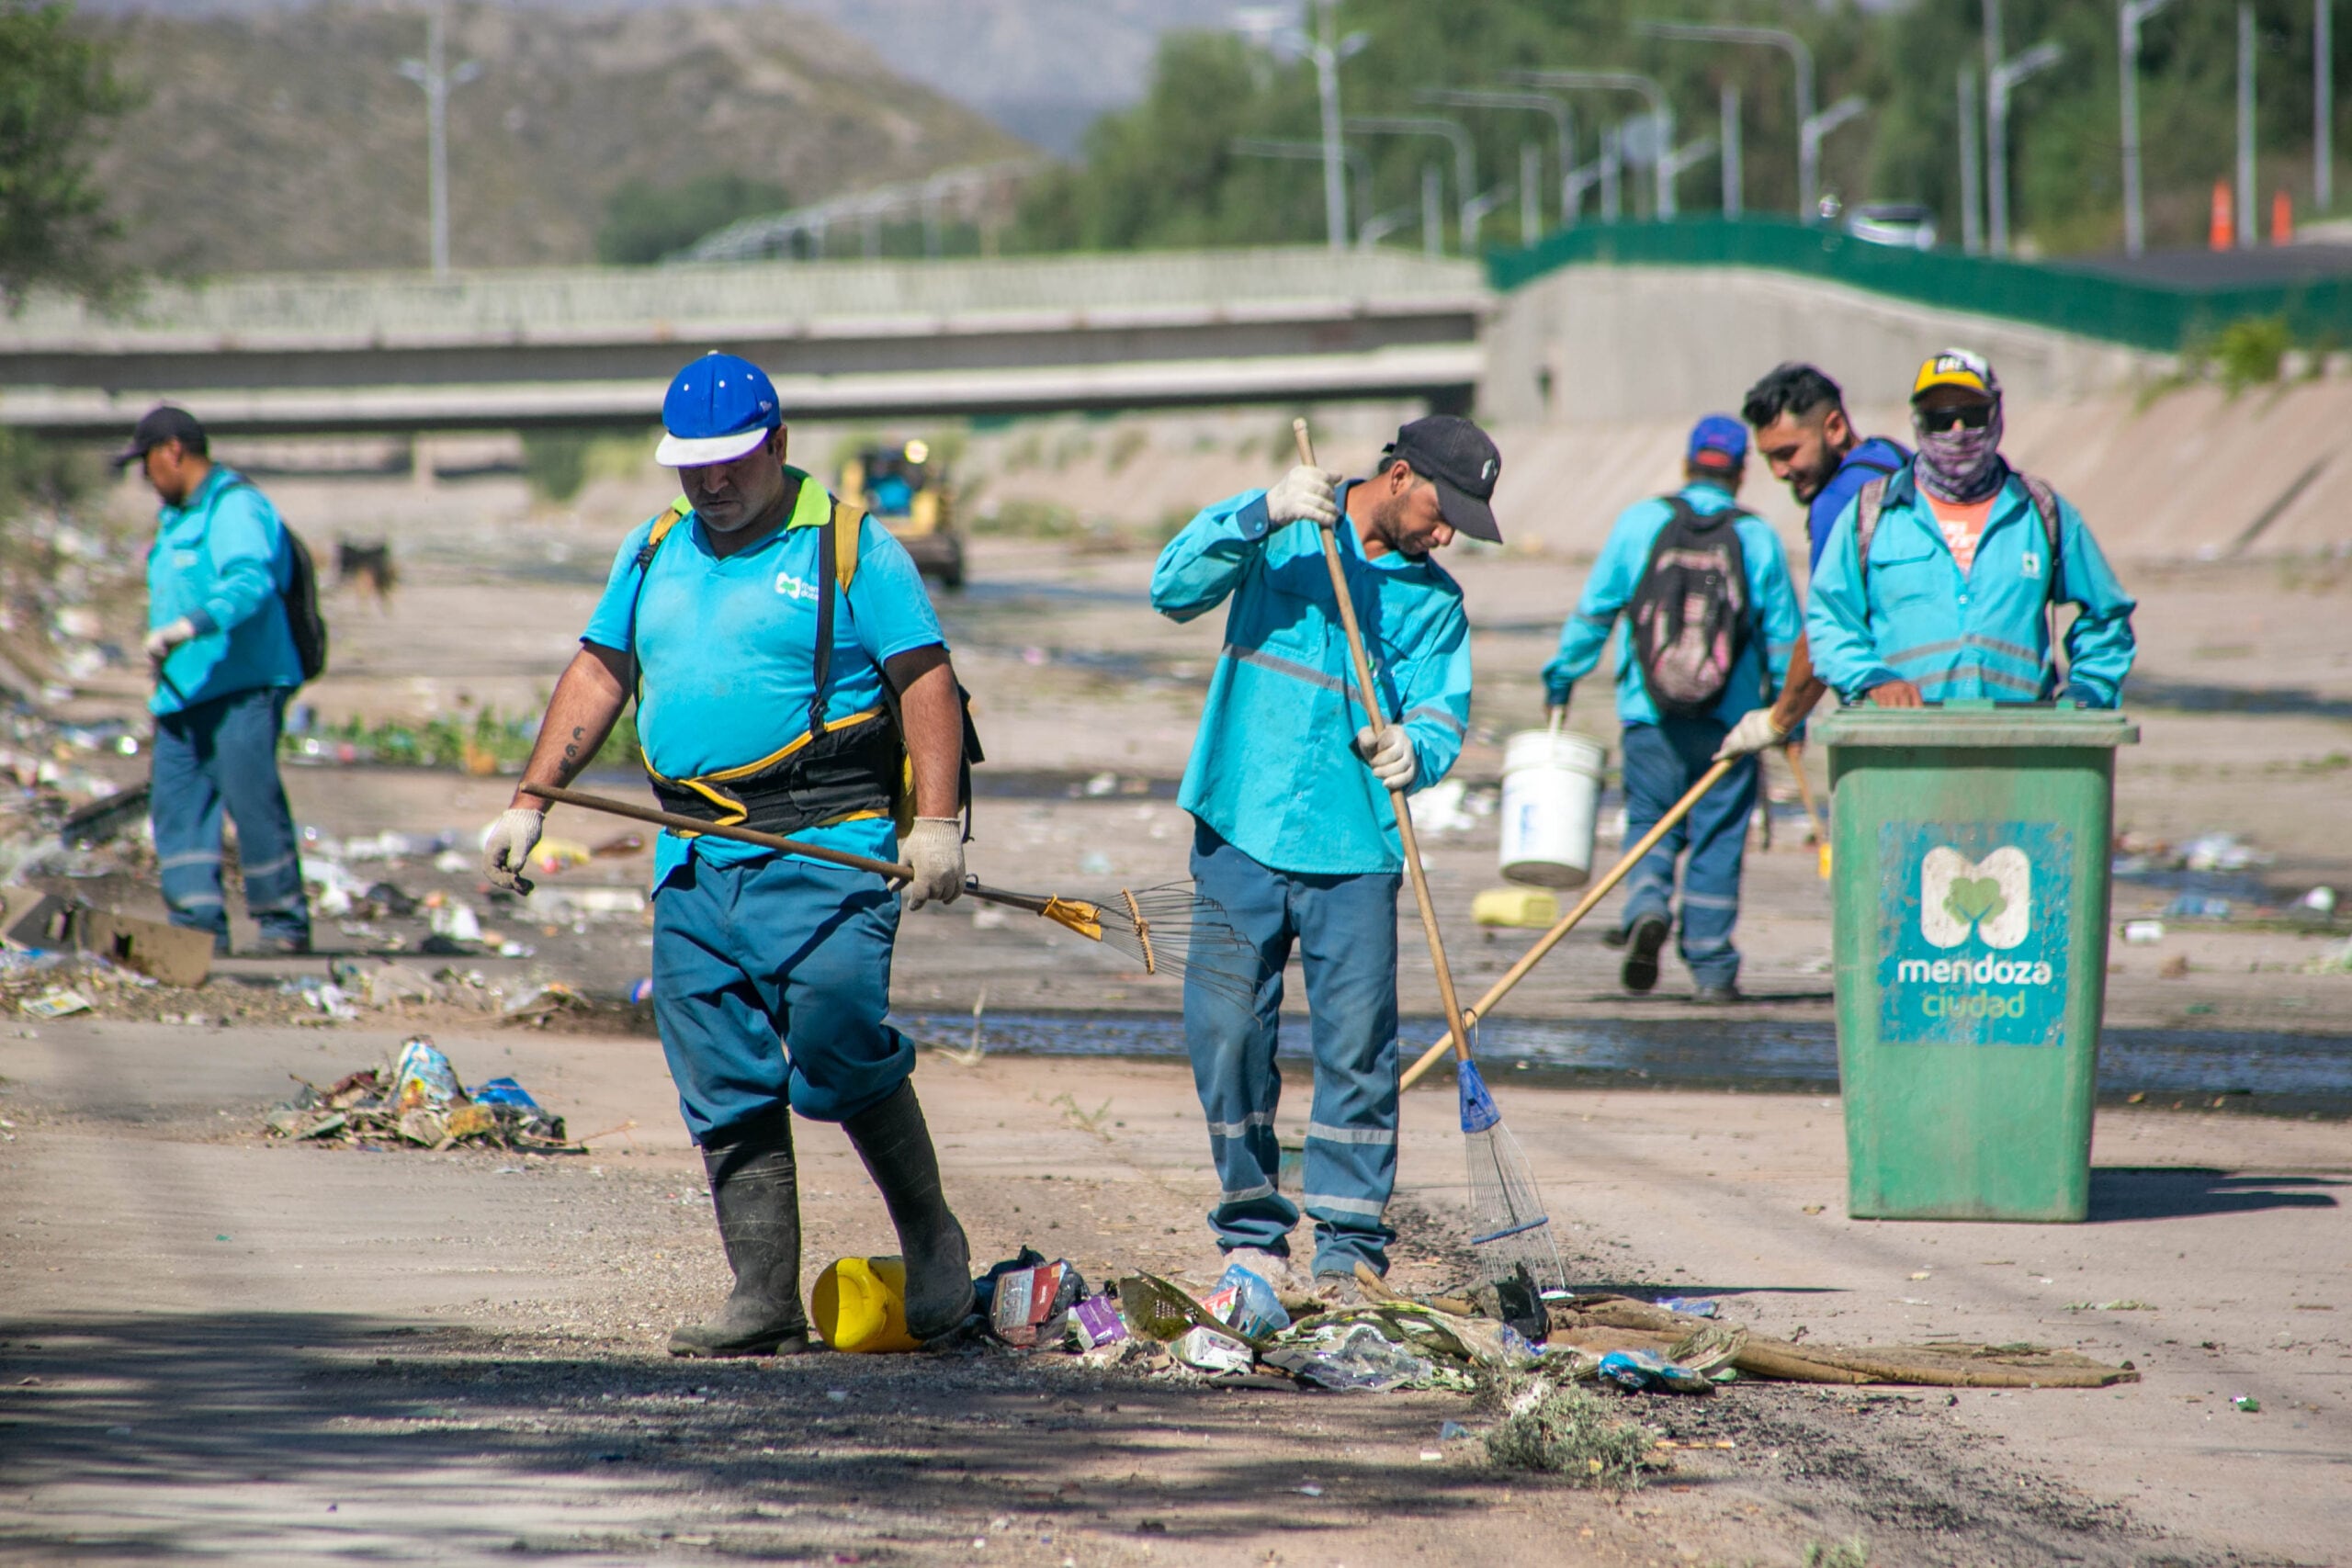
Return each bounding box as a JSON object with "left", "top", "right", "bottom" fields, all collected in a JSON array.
[{"left": 263, "top": 1035, "right": 581, "bottom": 1153}]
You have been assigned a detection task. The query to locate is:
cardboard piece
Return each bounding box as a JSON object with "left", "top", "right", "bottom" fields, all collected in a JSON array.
[{"left": 74, "top": 909, "right": 213, "bottom": 987}]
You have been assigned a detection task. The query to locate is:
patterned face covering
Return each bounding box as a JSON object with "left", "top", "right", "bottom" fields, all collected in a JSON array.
[{"left": 1912, "top": 400, "right": 2007, "bottom": 503}]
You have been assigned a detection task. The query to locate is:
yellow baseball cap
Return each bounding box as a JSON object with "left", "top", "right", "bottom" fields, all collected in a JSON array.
[{"left": 1910, "top": 347, "right": 1999, "bottom": 400}]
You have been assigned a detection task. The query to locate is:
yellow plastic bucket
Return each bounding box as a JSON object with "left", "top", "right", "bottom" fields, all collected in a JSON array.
[{"left": 811, "top": 1256, "right": 921, "bottom": 1353}]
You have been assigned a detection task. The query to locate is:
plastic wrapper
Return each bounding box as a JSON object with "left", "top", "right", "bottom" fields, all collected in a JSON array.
[
  {"left": 1069, "top": 1293, "right": 1129, "bottom": 1350},
  {"left": 1210, "top": 1263, "right": 1291, "bottom": 1339},
  {"left": 989, "top": 1259, "right": 1085, "bottom": 1348},
  {"left": 1264, "top": 1323, "right": 1435, "bottom": 1392},
  {"left": 390, "top": 1037, "right": 467, "bottom": 1113},
  {"left": 1172, "top": 1325, "right": 1254, "bottom": 1373}
]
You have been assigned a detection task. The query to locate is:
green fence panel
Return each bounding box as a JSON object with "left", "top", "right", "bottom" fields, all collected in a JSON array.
[{"left": 1487, "top": 218, "right": 2352, "bottom": 355}]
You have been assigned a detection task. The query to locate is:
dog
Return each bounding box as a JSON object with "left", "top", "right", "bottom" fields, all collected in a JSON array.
[{"left": 336, "top": 539, "right": 397, "bottom": 612}]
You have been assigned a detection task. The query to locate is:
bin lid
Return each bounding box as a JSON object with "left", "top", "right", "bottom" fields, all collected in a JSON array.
[{"left": 1815, "top": 704, "right": 2139, "bottom": 750}]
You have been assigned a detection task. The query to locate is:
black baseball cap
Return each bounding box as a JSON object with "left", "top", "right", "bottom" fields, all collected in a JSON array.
[
  {"left": 110, "top": 405, "right": 208, "bottom": 468},
  {"left": 1384, "top": 414, "right": 1502, "bottom": 542}
]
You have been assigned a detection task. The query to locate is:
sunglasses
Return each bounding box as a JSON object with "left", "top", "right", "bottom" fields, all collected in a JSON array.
[{"left": 1918, "top": 404, "right": 1995, "bottom": 433}]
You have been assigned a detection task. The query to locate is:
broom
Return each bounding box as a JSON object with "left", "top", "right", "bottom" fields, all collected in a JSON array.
[
  {"left": 1398, "top": 761, "right": 1735, "bottom": 1091},
  {"left": 1289, "top": 418, "right": 1561, "bottom": 1294},
  {"left": 526, "top": 784, "right": 1258, "bottom": 1005}
]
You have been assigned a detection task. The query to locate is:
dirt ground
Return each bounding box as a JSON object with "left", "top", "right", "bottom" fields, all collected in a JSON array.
[
  {"left": 9, "top": 439, "right": 2350, "bottom": 1564},
  {"left": 2, "top": 1022, "right": 2346, "bottom": 1567}
]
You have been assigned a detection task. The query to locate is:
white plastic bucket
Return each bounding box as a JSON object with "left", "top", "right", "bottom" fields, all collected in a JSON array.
[{"left": 1498, "top": 728, "right": 1607, "bottom": 888}]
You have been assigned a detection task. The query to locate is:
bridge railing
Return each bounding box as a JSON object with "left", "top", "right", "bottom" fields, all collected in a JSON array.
[{"left": 1486, "top": 217, "right": 2352, "bottom": 354}]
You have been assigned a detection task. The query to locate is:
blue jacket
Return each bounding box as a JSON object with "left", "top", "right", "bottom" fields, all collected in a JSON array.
[
  {"left": 1152, "top": 486, "right": 1472, "bottom": 877},
  {"left": 1807, "top": 435, "right": 1910, "bottom": 571},
  {"left": 1806, "top": 463, "right": 2136, "bottom": 707},
  {"left": 145, "top": 467, "right": 303, "bottom": 715},
  {"left": 1543, "top": 481, "right": 1801, "bottom": 728}
]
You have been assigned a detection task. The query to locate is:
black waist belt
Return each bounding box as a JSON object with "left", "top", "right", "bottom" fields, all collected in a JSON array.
[{"left": 647, "top": 708, "right": 902, "bottom": 840}]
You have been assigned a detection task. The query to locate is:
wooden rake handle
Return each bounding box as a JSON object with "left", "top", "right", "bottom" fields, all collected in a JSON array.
[
  {"left": 528, "top": 784, "right": 914, "bottom": 878},
  {"left": 1396, "top": 758, "right": 1734, "bottom": 1091},
  {"left": 1290, "top": 417, "right": 1476, "bottom": 1069}
]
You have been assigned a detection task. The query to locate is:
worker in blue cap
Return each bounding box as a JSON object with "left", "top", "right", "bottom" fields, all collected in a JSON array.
[
  {"left": 482, "top": 353, "right": 979, "bottom": 1356},
  {"left": 1542, "top": 414, "right": 1801, "bottom": 1003}
]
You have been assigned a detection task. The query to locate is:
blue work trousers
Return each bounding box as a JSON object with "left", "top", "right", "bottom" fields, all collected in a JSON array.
[
  {"left": 1619, "top": 718, "right": 1758, "bottom": 989},
  {"left": 151, "top": 687, "right": 309, "bottom": 944},
  {"left": 650, "top": 852, "right": 914, "bottom": 1144},
  {"left": 1184, "top": 820, "right": 1400, "bottom": 1277}
]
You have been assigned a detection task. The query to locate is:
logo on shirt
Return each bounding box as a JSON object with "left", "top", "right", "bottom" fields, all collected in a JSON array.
[
  {"left": 774, "top": 570, "right": 819, "bottom": 602},
  {"left": 2019, "top": 549, "right": 2043, "bottom": 581}
]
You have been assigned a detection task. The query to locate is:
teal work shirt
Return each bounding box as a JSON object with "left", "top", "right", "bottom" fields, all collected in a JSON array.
[
  {"left": 1151, "top": 486, "right": 1472, "bottom": 877},
  {"left": 1542, "top": 481, "right": 1801, "bottom": 728},
  {"left": 1805, "top": 465, "right": 2136, "bottom": 707},
  {"left": 144, "top": 467, "right": 304, "bottom": 715},
  {"left": 582, "top": 469, "right": 945, "bottom": 886}
]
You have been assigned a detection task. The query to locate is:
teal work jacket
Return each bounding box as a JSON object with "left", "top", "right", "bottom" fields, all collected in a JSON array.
[
  {"left": 1151, "top": 486, "right": 1472, "bottom": 877},
  {"left": 144, "top": 467, "right": 303, "bottom": 715},
  {"left": 1805, "top": 464, "right": 2136, "bottom": 707},
  {"left": 1541, "top": 481, "right": 1801, "bottom": 728}
]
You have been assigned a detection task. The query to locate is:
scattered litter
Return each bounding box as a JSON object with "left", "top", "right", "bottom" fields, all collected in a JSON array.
[
  {"left": 1652, "top": 1297, "right": 1717, "bottom": 1318},
  {"left": 2164, "top": 894, "right": 2232, "bottom": 920},
  {"left": 1069, "top": 1294, "right": 1129, "bottom": 1351},
  {"left": 987, "top": 1258, "right": 1085, "bottom": 1348},
  {"left": 1598, "top": 1349, "right": 1719, "bottom": 1395},
  {"left": 1263, "top": 1322, "right": 1436, "bottom": 1391},
  {"left": 592, "top": 832, "right": 646, "bottom": 858},
  {"left": 263, "top": 1035, "right": 577, "bottom": 1153},
  {"left": 500, "top": 983, "right": 591, "bottom": 1028},
  {"left": 1172, "top": 1324, "right": 1255, "bottom": 1373},
  {"left": 19, "top": 987, "right": 92, "bottom": 1019},
  {"left": 2233, "top": 1394, "right": 2261, "bottom": 1413},
  {"left": 2120, "top": 919, "right": 2165, "bottom": 944},
  {"left": 2301, "top": 886, "right": 2338, "bottom": 916},
  {"left": 1438, "top": 1420, "right": 1472, "bottom": 1441},
  {"left": 1472, "top": 886, "right": 1560, "bottom": 929},
  {"left": 1205, "top": 1262, "right": 1290, "bottom": 1340},
  {"left": 2180, "top": 832, "right": 2268, "bottom": 873},
  {"left": 1408, "top": 778, "right": 1477, "bottom": 835}
]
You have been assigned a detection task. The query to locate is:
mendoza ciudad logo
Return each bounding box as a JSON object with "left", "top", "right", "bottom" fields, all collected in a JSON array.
[{"left": 1877, "top": 823, "right": 2072, "bottom": 1046}]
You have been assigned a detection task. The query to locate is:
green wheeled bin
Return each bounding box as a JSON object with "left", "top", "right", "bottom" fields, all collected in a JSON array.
[{"left": 1817, "top": 704, "right": 2139, "bottom": 1222}]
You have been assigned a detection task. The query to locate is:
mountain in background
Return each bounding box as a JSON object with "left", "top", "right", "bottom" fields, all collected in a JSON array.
[{"left": 76, "top": 0, "right": 1030, "bottom": 275}]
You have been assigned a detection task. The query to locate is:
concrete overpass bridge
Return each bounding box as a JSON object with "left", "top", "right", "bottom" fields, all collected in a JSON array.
[{"left": 0, "top": 250, "right": 1487, "bottom": 438}]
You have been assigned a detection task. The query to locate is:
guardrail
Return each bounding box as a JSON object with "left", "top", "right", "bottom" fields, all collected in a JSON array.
[{"left": 1486, "top": 217, "right": 2352, "bottom": 354}]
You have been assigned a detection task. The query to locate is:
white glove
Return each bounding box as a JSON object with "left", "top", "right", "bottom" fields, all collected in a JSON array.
[
  {"left": 481, "top": 807, "right": 546, "bottom": 895},
  {"left": 1354, "top": 724, "right": 1417, "bottom": 791},
  {"left": 143, "top": 615, "right": 197, "bottom": 666},
  {"left": 1265, "top": 465, "right": 1340, "bottom": 527},
  {"left": 1713, "top": 707, "right": 1790, "bottom": 761},
  {"left": 901, "top": 817, "right": 966, "bottom": 909}
]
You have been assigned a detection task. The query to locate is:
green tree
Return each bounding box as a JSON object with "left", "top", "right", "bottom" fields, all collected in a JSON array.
[
  {"left": 0, "top": 1, "right": 135, "bottom": 307},
  {"left": 596, "top": 172, "right": 791, "bottom": 265}
]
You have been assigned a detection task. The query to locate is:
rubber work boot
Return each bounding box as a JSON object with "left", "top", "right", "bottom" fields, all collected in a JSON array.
[
  {"left": 668, "top": 1118, "right": 813, "bottom": 1358},
  {"left": 842, "top": 1082, "right": 976, "bottom": 1340},
  {"left": 1620, "top": 914, "right": 1669, "bottom": 995}
]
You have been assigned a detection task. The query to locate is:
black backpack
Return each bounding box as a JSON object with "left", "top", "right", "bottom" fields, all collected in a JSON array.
[
  {"left": 219, "top": 479, "right": 328, "bottom": 682},
  {"left": 1628, "top": 496, "right": 1753, "bottom": 719}
]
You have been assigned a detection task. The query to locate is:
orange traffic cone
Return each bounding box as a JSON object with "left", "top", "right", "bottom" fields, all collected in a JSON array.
[
  {"left": 2211, "top": 179, "right": 2235, "bottom": 250},
  {"left": 2273, "top": 188, "right": 2295, "bottom": 244}
]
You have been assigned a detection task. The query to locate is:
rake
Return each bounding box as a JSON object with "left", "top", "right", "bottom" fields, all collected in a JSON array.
[
  {"left": 1289, "top": 417, "right": 1559, "bottom": 1295},
  {"left": 528, "top": 784, "right": 1260, "bottom": 1006}
]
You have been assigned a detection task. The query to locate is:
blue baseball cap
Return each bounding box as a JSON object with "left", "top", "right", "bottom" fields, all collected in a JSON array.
[
  {"left": 654, "top": 352, "right": 782, "bottom": 467},
  {"left": 1687, "top": 413, "right": 1748, "bottom": 470}
]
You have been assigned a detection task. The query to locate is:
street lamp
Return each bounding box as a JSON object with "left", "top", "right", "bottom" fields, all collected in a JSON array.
[
  {"left": 2239, "top": 3, "right": 2256, "bottom": 249},
  {"left": 2320, "top": 0, "right": 2335, "bottom": 211},
  {"left": 1800, "top": 96, "right": 1868, "bottom": 220},
  {"left": 1987, "top": 40, "right": 2063, "bottom": 254},
  {"left": 1255, "top": 1, "right": 1370, "bottom": 253},
  {"left": 1419, "top": 88, "right": 1575, "bottom": 225},
  {"left": 1347, "top": 116, "right": 1482, "bottom": 248},
  {"left": 2120, "top": 0, "right": 2180, "bottom": 257},
  {"left": 397, "top": 1, "right": 481, "bottom": 278},
  {"left": 1229, "top": 138, "right": 1374, "bottom": 245},
  {"left": 1507, "top": 71, "right": 1678, "bottom": 217},
  {"left": 1635, "top": 20, "right": 1816, "bottom": 216},
  {"left": 1958, "top": 67, "right": 1984, "bottom": 254}
]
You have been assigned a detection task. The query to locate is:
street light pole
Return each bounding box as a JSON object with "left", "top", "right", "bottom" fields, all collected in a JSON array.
[
  {"left": 1721, "top": 84, "right": 1743, "bottom": 217},
  {"left": 1418, "top": 88, "right": 1575, "bottom": 225},
  {"left": 1799, "top": 97, "right": 1867, "bottom": 219},
  {"left": 1635, "top": 21, "right": 1816, "bottom": 216},
  {"left": 397, "top": 1, "right": 480, "bottom": 278},
  {"left": 1348, "top": 115, "right": 1481, "bottom": 249},
  {"left": 1988, "top": 39, "right": 2063, "bottom": 254},
  {"left": 1958, "top": 66, "right": 1984, "bottom": 254},
  {"left": 2239, "top": 2, "right": 2257, "bottom": 249},
  {"left": 2322, "top": 0, "right": 2335, "bottom": 212},
  {"left": 2120, "top": 0, "right": 2178, "bottom": 257},
  {"left": 1509, "top": 71, "right": 1677, "bottom": 218}
]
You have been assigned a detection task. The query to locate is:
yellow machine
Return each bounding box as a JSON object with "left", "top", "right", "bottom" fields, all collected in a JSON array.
[{"left": 839, "top": 438, "right": 964, "bottom": 590}]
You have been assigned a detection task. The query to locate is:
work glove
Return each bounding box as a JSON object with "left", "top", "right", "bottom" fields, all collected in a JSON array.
[
  {"left": 1713, "top": 707, "right": 1790, "bottom": 761},
  {"left": 1353, "top": 723, "right": 1417, "bottom": 791},
  {"left": 901, "top": 816, "right": 967, "bottom": 910},
  {"left": 143, "top": 615, "right": 197, "bottom": 667},
  {"left": 1265, "top": 465, "right": 1340, "bottom": 527},
  {"left": 481, "top": 806, "right": 546, "bottom": 896}
]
